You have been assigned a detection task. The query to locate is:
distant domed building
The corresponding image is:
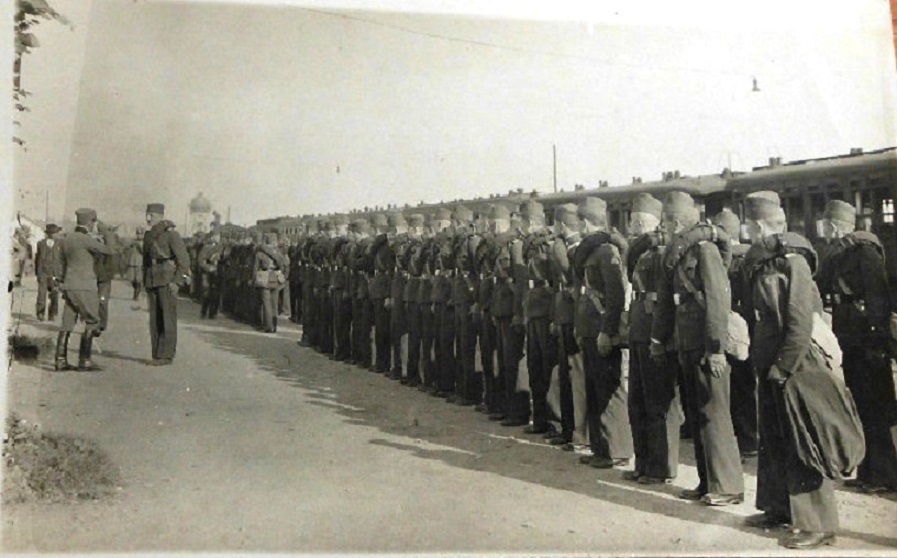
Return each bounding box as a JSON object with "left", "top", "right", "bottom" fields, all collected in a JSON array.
[{"left": 188, "top": 192, "right": 213, "bottom": 235}]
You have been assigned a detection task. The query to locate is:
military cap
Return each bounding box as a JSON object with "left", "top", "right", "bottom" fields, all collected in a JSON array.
[
  {"left": 577, "top": 197, "right": 607, "bottom": 225},
  {"left": 553, "top": 203, "right": 580, "bottom": 227},
  {"left": 661, "top": 191, "right": 695, "bottom": 218},
  {"left": 824, "top": 200, "right": 856, "bottom": 225},
  {"left": 453, "top": 205, "right": 474, "bottom": 222},
  {"left": 630, "top": 193, "right": 663, "bottom": 220},
  {"left": 711, "top": 208, "right": 741, "bottom": 239},
  {"left": 44, "top": 223, "right": 61, "bottom": 234},
  {"left": 369, "top": 213, "right": 388, "bottom": 228},
  {"left": 75, "top": 208, "right": 97, "bottom": 226},
  {"left": 332, "top": 214, "right": 349, "bottom": 226},
  {"left": 434, "top": 207, "right": 452, "bottom": 221},
  {"left": 387, "top": 211, "right": 407, "bottom": 227},
  {"left": 744, "top": 191, "right": 782, "bottom": 221},
  {"left": 146, "top": 203, "right": 165, "bottom": 215},
  {"left": 488, "top": 204, "right": 511, "bottom": 220},
  {"left": 521, "top": 200, "right": 545, "bottom": 221},
  {"left": 408, "top": 213, "right": 425, "bottom": 228}
]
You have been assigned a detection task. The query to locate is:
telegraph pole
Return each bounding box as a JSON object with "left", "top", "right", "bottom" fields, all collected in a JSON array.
[{"left": 552, "top": 144, "right": 557, "bottom": 193}]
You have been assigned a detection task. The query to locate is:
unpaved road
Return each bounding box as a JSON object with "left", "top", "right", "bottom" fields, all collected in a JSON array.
[{"left": 3, "top": 278, "right": 896, "bottom": 555}]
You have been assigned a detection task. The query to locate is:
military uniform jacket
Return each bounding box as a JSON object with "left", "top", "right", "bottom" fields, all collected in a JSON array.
[
  {"left": 254, "top": 245, "right": 286, "bottom": 289},
  {"left": 61, "top": 231, "right": 114, "bottom": 291},
  {"left": 93, "top": 229, "right": 119, "bottom": 282},
  {"left": 521, "top": 234, "right": 554, "bottom": 320},
  {"left": 143, "top": 222, "right": 191, "bottom": 289},
  {"left": 573, "top": 233, "right": 627, "bottom": 339},
  {"left": 198, "top": 242, "right": 223, "bottom": 275},
  {"left": 627, "top": 231, "right": 666, "bottom": 345},
  {"left": 742, "top": 233, "right": 823, "bottom": 376},
  {"left": 826, "top": 232, "right": 893, "bottom": 349},
  {"left": 651, "top": 234, "right": 730, "bottom": 355},
  {"left": 35, "top": 237, "right": 64, "bottom": 279}
]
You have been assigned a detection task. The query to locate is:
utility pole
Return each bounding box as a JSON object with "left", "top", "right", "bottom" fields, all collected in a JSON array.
[
  {"left": 552, "top": 144, "right": 558, "bottom": 193},
  {"left": 44, "top": 188, "right": 49, "bottom": 223}
]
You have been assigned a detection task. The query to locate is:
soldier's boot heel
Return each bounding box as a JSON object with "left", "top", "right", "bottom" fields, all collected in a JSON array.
[
  {"left": 54, "top": 332, "right": 75, "bottom": 371},
  {"left": 78, "top": 331, "right": 102, "bottom": 372}
]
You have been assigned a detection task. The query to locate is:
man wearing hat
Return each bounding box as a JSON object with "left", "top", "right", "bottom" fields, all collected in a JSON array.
[
  {"left": 198, "top": 231, "right": 223, "bottom": 319},
  {"left": 822, "top": 199, "right": 897, "bottom": 495},
  {"left": 255, "top": 231, "right": 287, "bottom": 333},
  {"left": 741, "top": 191, "right": 840, "bottom": 548},
  {"left": 125, "top": 227, "right": 146, "bottom": 301},
  {"left": 450, "top": 205, "right": 478, "bottom": 403},
  {"left": 143, "top": 203, "right": 192, "bottom": 366},
  {"left": 546, "top": 203, "right": 585, "bottom": 448},
  {"left": 625, "top": 193, "right": 683, "bottom": 484},
  {"left": 712, "top": 208, "right": 758, "bottom": 460},
  {"left": 55, "top": 208, "right": 115, "bottom": 371},
  {"left": 651, "top": 191, "right": 744, "bottom": 505},
  {"left": 35, "top": 223, "right": 63, "bottom": 321},
  {"left": 403, "top": 214, "right": 426, "bottom": 385},
  {"left": 94, "top": 219, "right": 119, "bottom": 334},
  {"left": 573, "top": 196, "right": 633, "bottom": 469}
]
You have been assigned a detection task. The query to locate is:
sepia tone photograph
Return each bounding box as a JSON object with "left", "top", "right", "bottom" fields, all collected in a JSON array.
[{"left": 3, "top": 0, "right": 897, "bottom": 555}]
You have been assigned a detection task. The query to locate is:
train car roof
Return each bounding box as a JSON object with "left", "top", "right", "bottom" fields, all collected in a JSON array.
[
  {"left": 726, "top": 148, "right": 897, "bottom": 192},
  {"left": 532, "top": 173, "right": 729, "bottom": 205}
]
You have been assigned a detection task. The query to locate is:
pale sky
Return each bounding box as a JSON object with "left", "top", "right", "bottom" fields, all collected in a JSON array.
[{"left": 7, "top": 0, "right": 897, "bottom": 229}]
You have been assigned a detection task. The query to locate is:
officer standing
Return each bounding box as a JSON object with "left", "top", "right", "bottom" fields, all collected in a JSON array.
[
  {"left": 55, "top": 208, "right": 114, "bottom": 371},
  {"left": 255, "top": 231, "right": 286, "bottom": 333},
  {"left": 651, "top": 191, "right": 744, "bottom": 505},
  {"left": 35, "top": 223, "right": 63, "bottom": 321},
  {"left": 822, "top": 200, "right": 897, "bottom": 494},
  {"left": 198, "top": 232, "right": 223, "bottom": 319},
  {"left": 94, "top": 220, "right": 118, "bottom": 334},
  {"left": 143, "top": 203, "right": 192, "bottom": 366},
  {"left": 741, "top": 191, "right": 840, "bottom": 549},
  {"left": 125, "top": 227, "right": 145, "bottom": 301}
]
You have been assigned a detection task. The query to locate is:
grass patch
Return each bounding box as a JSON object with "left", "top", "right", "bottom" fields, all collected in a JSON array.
[
  {"left": 7, "top": 334, "right": 52, "bottom": 363},
  {"left": 3, "top": 413, "right": 121, "bottom": 504}
]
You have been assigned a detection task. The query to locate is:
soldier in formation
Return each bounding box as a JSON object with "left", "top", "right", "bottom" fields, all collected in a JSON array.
[{"left": 199, "top": 191, "right": 894, "bottom": 551}]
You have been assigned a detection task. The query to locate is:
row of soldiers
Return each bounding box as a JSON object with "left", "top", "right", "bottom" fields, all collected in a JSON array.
[{"left": 191, "top": 191, "right": 895, "bottom": 550}]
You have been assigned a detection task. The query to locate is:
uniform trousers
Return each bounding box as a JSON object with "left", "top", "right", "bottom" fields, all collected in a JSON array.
[
  {"left": 479, "top": 312, "right": 499, "bottom": 410},
  {"left": 98, "top": 280, "right": 112, "bottom": 331},
  {"left": 843, "top": 347, "right": 897, "bottom": 489},
  {"left": 353, "top": 297, "right": 373, "bottom": 368},
  {"left": 406, "top": 302, "right": 422, "bottom": 382},
  {"left": 729, "top": 355, "right": 759, "bottom": 455},
  {"left": 526, "top": 317, "right": 557, "bottom": 429},
  {"left": 290, "top": 278, "right": 302, "bottom": 322},
  {"left": 629, "top": 343, "right": 682, "bottom": 478},
  {"left": 756, "top": 375, "right": 839, "bottom": 532},
  {"left": 147, "top": 286, "right": 179, "bottom": 360},
  {"left": 201, "top": 273, "right": 220, "bottom": 318},
  {"left": 555, "top": 322, "right": 577, "bottom": 440},
  {"left": 36, "top": 276, "right": 59, "bottom": 320},
  {"left": 372, "top": 299, "right": 391, "bottom": 372},
  {"left": 679, "top": 350, "right": 744, "bottom": 495},
  {"left": 333, "top": 290, "right": 351, "bottom": 359},
  {"left": 580, "top": 339, "right": 633, "bottom": 460},
  {"left": 390, "top": 299, "right": 406, "bottom": 375},
  {"left": 60, "top": 289, "right": 100, "bottom": 332},
  {"left": 495, "top": 317, "right": 529, "bottom": 421},
  {"left": 435, "top": 303, "right": 456, "bottom": 393},
  {"left": 318, "top": 290, "right": 334, "bottom": 354},
  {"left": 454, "top": 304, "right": 477, "bottom": 401},
  {"left": 258, "top": 286, "right": 277, "bottom": 332},
  {"left": 420, "top": 303, "right": 436, "bottom": 387}
]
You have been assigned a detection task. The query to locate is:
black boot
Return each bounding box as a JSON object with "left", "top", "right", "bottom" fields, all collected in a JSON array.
[
  {"left": 78, "top": 332, "right": 102, "bottom": 371},
  {"left": 54, "top": 332, "right": 75, "bottom": 371},
  {"left": 272, "top": 316, "right": 277, "bottom": 333}
]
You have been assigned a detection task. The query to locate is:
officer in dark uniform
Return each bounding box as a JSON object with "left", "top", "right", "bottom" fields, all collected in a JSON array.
[
  {"left": 198, "top": 232, "right": 223, "bottom": 319},
  {"left": 418, "top": 224, "right": 439, "bottom": 392},
  {"left": 387, "top": 213, "right": 410, "bottom": 379},
  {"left": 741, "top": 191, "right": 840, "bottom": 549},
  {"left": 143, "top": 203, "right": 192, "bottom": 366},
  {"left": 822, "top": 199, "right": 897, "bottom": 494},
  {"left": 625, "top": 193, "right": 683, "bottom": 483},
  {"left": 473, "top": 222, "right": 499, "bottom": 412},
  {"left": 574, "top": 197, "right": 633, "bottom": 468},
  {"left": 651, "top": 191, "right": 744, "bottom": 505},
  {"left": 35, "top": 223, "right": 63, "bottom": 321},
  {"left": 402, "top": 214, "right": 425, "bottom": 385},
  {"left": 55, "top": 208, "right": 115, "bottom": 371},
  {"left": 450, "top": 205, "right": 478, "bottom": 404},
  {"left": 94, "top": 220, "right": 119, "bottom": 334}
]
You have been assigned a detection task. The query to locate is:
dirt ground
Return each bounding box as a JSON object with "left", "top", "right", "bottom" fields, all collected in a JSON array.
[{"left": 3, "top": 278, "right": 896, "bottom": 555}]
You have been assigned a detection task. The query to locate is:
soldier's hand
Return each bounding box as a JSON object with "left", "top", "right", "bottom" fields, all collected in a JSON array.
[
  {"left": 511, "top": 315, "right": 525, "bottom": 335},
  {"left": 597, "top": 332, "right": 613, "bottom": 357},
  {"left": 549, "top": 321, "right": 558, "bottom": 337},
  {"left": 168, "top": 282, "right": 179, "bottom": 296},
  {"left": 706, "top": 353, "right": 727, "bottom": 378},
  {"left": 649, "top": 340, "right": 666, "bottom": 367},
  {"left": 767, "top": 364, "right": 788, "bottom": 385},
  {"left": 384, "top": 297, "right": 393, "bottom": 309}
]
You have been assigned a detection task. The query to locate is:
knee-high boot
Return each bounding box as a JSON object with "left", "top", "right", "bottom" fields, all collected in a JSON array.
[
  {"left": 78, "top": 330, "right": 102, "bottom": 371},
  {"left": 54, "top": 332, "right": 75, "bottom": 371}
]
